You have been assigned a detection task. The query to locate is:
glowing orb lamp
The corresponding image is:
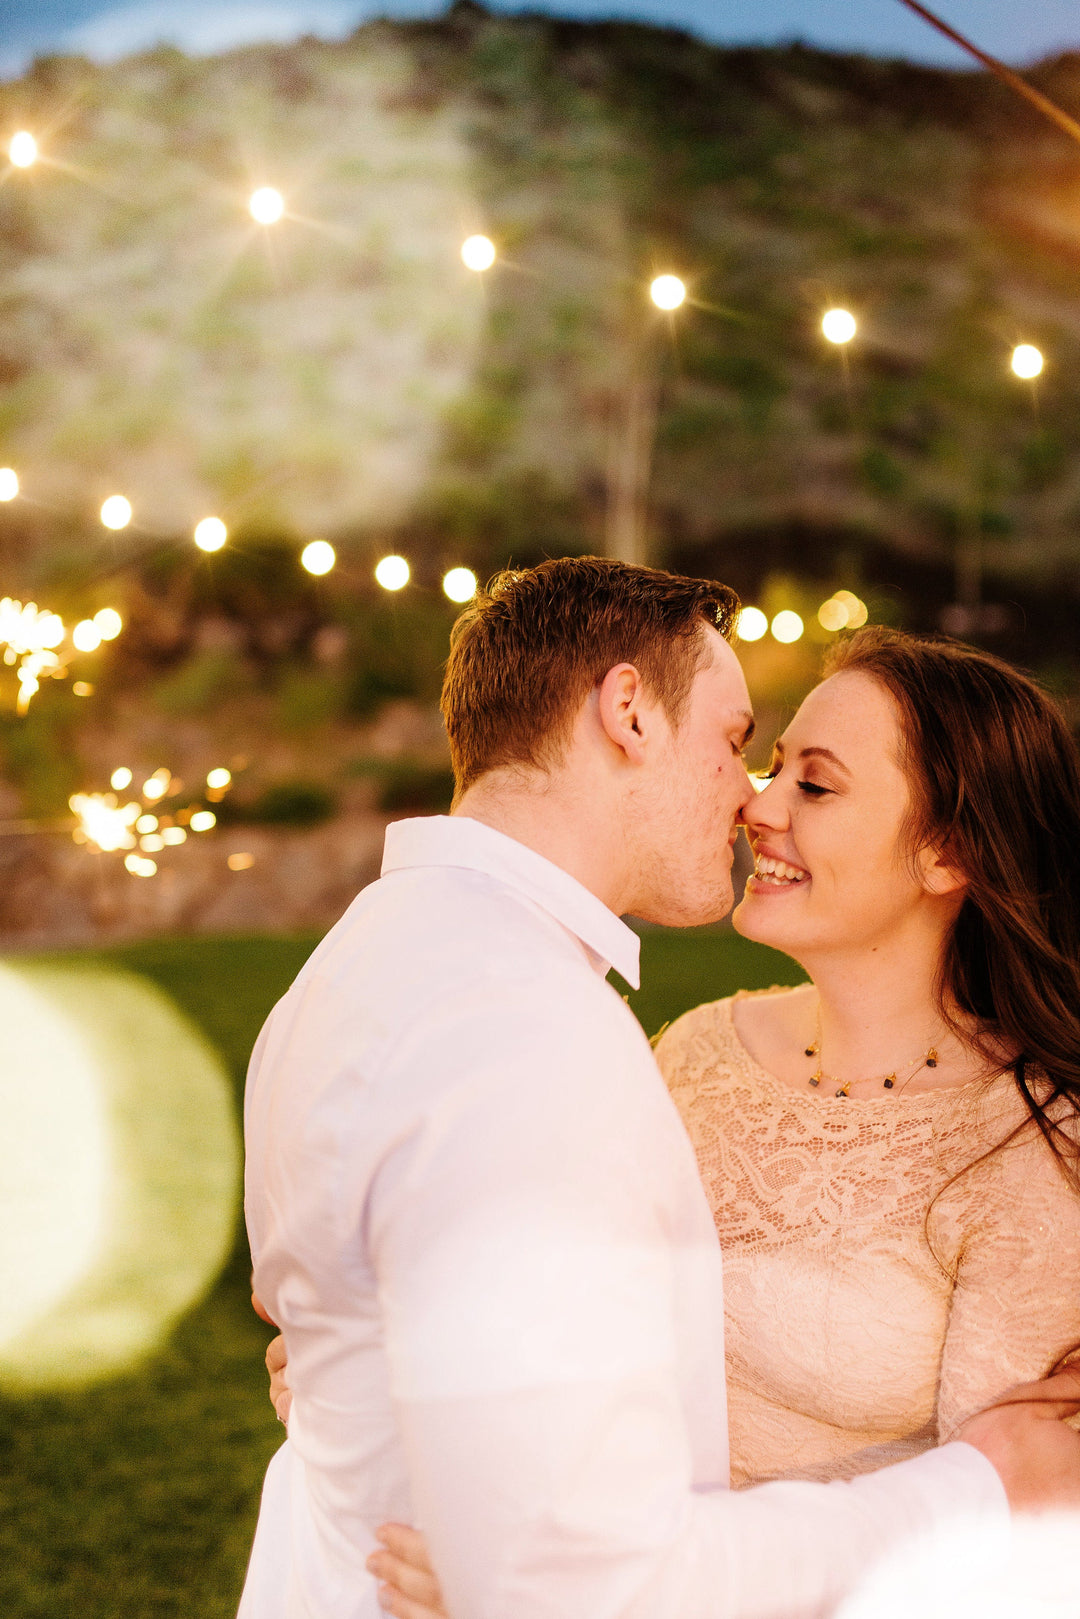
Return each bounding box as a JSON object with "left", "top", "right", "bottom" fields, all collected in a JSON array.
[
  {"left": 0, "top": 963, "right": 239, "bottom": 1389},
  {"left": 9, "top": 132, "right": 37, "bottom": 169},
  {"left": 736, "top": 606, "right": 768, "bottom": 643},
  {"left": 443, "top": 567, "right": 477, "bottom": 604},
  {"left": 460, "top": 235, "right": 496, "bottom": 272},
  {"left": 822, "top": 308, "right": 857, "bottom": 345},
  {"left": 1011, "top": 344, "right": 1043, "bottom": 380},
  {"left": 100, "top": 496, "right": 132, "bottom": 530},
  {"left": 650, "top": 275, "right": 686, "bottom": 311},
  {"left": 375, "top": 555, "right": 410, "bottom": 591},
  {"left": 249, "top": 187, "right": 284, "bottom": 225}
]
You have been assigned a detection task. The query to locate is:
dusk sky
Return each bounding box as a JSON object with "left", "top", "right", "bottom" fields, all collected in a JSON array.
[{"left": 2, "top": 0, "right": 1080, "bottom": 81}]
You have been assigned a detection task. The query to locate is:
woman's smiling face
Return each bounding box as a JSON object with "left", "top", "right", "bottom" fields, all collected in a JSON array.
[{"left": 733, "top": 669, "right": 950, "bottom": 959}]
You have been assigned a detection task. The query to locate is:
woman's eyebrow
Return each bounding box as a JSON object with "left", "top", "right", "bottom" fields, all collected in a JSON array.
[{"left": 797, "top": 745, "right": 852, "bottom": 778}]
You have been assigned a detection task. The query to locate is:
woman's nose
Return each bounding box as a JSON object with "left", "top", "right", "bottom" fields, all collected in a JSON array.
[{"left": 742, "top": 776, "right": 787, "bottom": 829}]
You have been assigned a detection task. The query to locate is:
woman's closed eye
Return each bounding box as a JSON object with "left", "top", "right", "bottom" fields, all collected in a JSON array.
[{"left": 796, "top": 780, "right": 831, "bottom": 797}]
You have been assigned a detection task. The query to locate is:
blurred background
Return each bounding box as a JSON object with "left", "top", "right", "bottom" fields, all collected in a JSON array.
[{"left": 2, "top": 2, "right": 1080, "bottom": 1612}]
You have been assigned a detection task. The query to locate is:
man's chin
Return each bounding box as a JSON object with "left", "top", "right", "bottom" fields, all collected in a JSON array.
[{"left": 632, "top": 883, "right": 734, "bottom": 930}]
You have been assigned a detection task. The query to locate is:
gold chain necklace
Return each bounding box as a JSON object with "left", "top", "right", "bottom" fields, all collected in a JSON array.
[{"left": 805, "top": 1010, "right": 939, "bottom": 1098}]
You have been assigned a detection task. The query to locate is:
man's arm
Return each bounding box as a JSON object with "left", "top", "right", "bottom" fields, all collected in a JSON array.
[{"left": 368, "top": 993, "right": 1029, "bottom": 1619}]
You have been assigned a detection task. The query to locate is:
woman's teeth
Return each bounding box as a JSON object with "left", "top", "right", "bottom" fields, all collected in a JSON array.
[{"left": 754, "top": 855, "right": 808, "bottom": 885}]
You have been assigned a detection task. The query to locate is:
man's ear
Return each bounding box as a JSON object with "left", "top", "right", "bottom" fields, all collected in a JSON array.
[
  {"left": 596, "top": 663, "right": 654, "bottom": 763},
  {"left": 917, "top": 843, "right": 967, "bottom": 898}
]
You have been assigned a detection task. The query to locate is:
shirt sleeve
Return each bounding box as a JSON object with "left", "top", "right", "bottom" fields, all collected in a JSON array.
[
  {"left": 371, "top": 984, "right": 1007, "bottom": 1619},
  {"left": 935, "top": 1120, "right": 1080, "bottom": 1440}
]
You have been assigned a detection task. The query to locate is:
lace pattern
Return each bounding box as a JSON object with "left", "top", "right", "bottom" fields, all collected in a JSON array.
[{"left": 656, "top": 989, "right": 1080, "bottom": 1487}]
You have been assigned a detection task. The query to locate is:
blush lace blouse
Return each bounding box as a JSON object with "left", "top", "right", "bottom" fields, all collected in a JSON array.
[{"left": 656, "top": 987, "right": 1080, "bottom": 1488}]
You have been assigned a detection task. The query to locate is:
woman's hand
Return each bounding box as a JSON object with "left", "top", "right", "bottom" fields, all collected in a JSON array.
[
  {"left": 265, "top": 1331, "right": 291, "bottom": 1425},
  {"left": 367, "top": 1524, "right": 448, "bottom": 1619}
]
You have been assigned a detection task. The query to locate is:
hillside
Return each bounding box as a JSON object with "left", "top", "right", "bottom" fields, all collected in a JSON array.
[{"left": 1, "top": 7, "right": 1080, "bottom": 610}]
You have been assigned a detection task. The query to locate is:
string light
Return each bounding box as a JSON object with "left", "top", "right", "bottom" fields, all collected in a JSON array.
[
  {"left": 72, "top": 619, "right": 102, "bottom": 653},
  {"left": 249, "top": 187, "right": 284, "bottom": 225},
  {"left": 650, "top": 275, "right": 686, "bottom": 311},
  {"left": 301, "top": 540, "right": 335, "bottom": 576},
  {"left": 460, "top": 235, "right": 495, "bottom": 271},
  {"left": 771, "top": 610, "right": 805, "bottom": 644},
  {"left": 443, "top": 567, "right": 477, "bottom": 604},
  {"left": 822, "top": 308, "right": 857, "bottom": 345},
  {"left": 1011, "top": 343, "right": 1043, "bottom": 380},
  {"left": 736, "top": 606, "right": 768, "bottom": 642},
  {"left": 194, "top": 517, "right": 227, "bottom": 552},
  {"left": 9, "top": 132, "right": 37, "bottom": 169},
  {"left": 0, "top": 469, "right": 18, "bottom": 501},
  {"left": 375, "top": 555, "right": 410, "bottom": 591},
  {"left": 100, "top": 495, "right": 132, "bottom": 530}
]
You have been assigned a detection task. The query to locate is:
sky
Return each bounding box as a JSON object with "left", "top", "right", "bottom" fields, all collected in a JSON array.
[{"left": 1, "top": 0, "right": 1079, "bottom": 82}]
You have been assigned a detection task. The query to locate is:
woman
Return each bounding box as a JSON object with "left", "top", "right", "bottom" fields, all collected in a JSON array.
[{"left": 325, "top": 627, "right": 1080, "bottom": 1612}]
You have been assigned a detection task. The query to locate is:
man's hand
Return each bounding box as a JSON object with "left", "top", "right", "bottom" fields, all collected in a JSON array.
[
  {"left": 957, "top": 1365, "right": 1080, "bottom": 1512},
  {"left": 265, "top": 1332, "right": 292, "bottom": 1425}
]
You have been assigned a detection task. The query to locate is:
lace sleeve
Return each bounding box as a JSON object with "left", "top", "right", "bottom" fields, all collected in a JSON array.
[{"left": 935, "top": 1124, "right": 1080, "bottom": 1440}]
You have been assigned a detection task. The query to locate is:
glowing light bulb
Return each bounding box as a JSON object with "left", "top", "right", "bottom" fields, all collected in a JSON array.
[
  {"left": 72, "top": 620, "right": 102, "bottom": 653},
  {"left": 9, "top": 132, "right": 37, "bottom": 169},
  {"left": 110, "top": 768, "right": 132, "bottom": 791},
  {"left": 249, "top": 187, "right": 284, "bottom": 225},
  {"left": 822, "top": 308, "right": 857, "bottom": 345},
  {"left": 206, "top": 768, "right": 231, "bottom": 790},
  {"left": 650, "top": 275, "right": 686, "bottom": 311},
  {"left": 375, "top": 555, "right": 410, "bottom": 591},
  {"left": 94, "top": 608, "right": 122, "bottom": 640},
  {"left": 443, "top": 567, "right": 477, "bottom": 604},
  {"left": 1011, "top": 344, "right": 1043, "bottom": 380},
  {"left": 100, "top": 496, "right": 132, "bottom": 530},
  {"left": 0, "top": 468, "right": 18, "bottom": 501},
  {"left": 460, "top": 235, "right": 495, "bottom": 272},
  {"left": 736, "top": 606, "right": 768, "bottom": 643},
  {"left": 189, "top": 810, "right": 217, "bottom": 833},
  {"left": 301, "top": 540, "right": 335, "bottom": 576},
  {"left": 194, "top": 517, "right": 227, "bottom": 552},
  {"left": 771, "top": 610, "right": 805, "bottom": 644}
]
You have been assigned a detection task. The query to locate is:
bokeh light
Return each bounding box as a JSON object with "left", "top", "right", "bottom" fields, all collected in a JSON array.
[
  {"left": 443, "top": 566, "right": 477, "bottom": 604},
  {"left": 124, "top": 853, "right": 157, "bottom": 877},
  {"left": 142, "top": 769, "right": 171, "bottom": 802},
  {"left": 194, "top": 517, "right": 227, "bottom": 552},
  {"left": 161, "top": 827, "right": 187, "bottom": 846},
  {"left": 771, "top": 610, "right": 805, "bottom": 643},
  {"left": 206, "top": 768, "right": 231, "bottom": 790},
  {"left": 70, "top": 793, "right": 140, "bottom": 852},
  {"left": 100, "top": 495, "right": 132, "bottom": 530},
  {"left": 72, "top": 681, "right": 93, "bottom": 698},
  {"left": 1011, "top": 343, "right": 1043, "bottom": 380},
  {"left": 249, "top": 187, "right": 284, "bottom": 225},
  {"left": 228, "top": 851, "right": 255, "bottom": 871},
  {"left": 375, "top": 554, "right": 410, "bottom": 591},
  {"left": 72, "top": 619, "right": 102, "bottom": 653},
  {"left": 818, "top": 597, "right": 849, "bottom": 632},
  {"left": 110, "top": 767, "right": 132, "bottom": 791},
  {"left": 0, "top": 468, "right": 18, "bottom": 501},
  {"left": 460, "top": 234, "right": 496, "bottom": 271},
  {"left": 9, "top": 132, "right": 37, "bottom": 169},
  {"left": 650, "top": 274, "right": 686, "bottom": 311},
  {"left": 94, "top": 608, "right": 123, "bottom": 640},
  {"left": 301, "top": 539, "right": 336, "bottom": 576},
  {"left": 822, "top": 308, "right": 857, "bottom": 345},
  {"left": 736, "top": 606, "right": 768, "bottom": 642},
  {"left": 135, "top": 814, "right": 158, "bottom": 834},
  {"left": 189, "top": 810, "right": 217, "bottom": 832}
]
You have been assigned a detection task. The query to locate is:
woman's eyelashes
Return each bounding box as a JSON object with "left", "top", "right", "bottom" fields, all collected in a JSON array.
[{"left": 796, "top": 780, "right": 831, "bottom": 797}]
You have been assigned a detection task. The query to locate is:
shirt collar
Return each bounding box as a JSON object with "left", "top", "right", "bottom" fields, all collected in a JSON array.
[{"left": 381, "top": 815, "right": 641, "bottom": 990}]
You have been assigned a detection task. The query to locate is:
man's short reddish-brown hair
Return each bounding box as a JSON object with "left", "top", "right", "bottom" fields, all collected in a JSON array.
[{"left": 441, "top": 556, "right": 740, "bottom": 795}]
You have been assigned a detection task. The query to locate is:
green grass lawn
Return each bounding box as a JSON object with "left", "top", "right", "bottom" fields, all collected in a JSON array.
[{"left": 0, "top": 926, "right": 802, "bottom": 1619}]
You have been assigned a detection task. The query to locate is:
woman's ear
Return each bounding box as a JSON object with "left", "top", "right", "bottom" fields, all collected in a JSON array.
[
  {"left": 918, "top": 843, "right": 967, "bottom": 898},
  {"left": 596, "top": 662, "right": 651, "bottom": 763}
]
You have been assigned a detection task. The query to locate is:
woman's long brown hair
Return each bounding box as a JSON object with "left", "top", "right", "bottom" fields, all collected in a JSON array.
[{"left": 825, "top": 626, "right": 1080, "bottom": 1191}]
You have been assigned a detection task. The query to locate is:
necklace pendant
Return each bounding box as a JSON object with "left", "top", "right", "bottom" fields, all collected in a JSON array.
[
  {"left": 805, "top": 1044, "right": 817, "bottom": 1057},
  {"left": 836, "top": 1084, "right": 850, "bottom": 1098},
  {"left": 883, "top": 1074, "right": 895, "bottom": 1089},
  {"left": 808, "top": 1074, "right": 820, "bottom": 1088},
  {"left": 926, "top": 1050, "right": 938, "bottom": 1068}
]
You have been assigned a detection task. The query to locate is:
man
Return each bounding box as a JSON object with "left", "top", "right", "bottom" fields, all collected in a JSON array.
[{"left": 240, "top": 558, "right": 1080, "bottom": 1619}]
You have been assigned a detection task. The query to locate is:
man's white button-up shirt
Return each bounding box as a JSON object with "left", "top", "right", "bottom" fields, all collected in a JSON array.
[{"left": 240, "top": 815, "right": 1006, "bottom": 1619}]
